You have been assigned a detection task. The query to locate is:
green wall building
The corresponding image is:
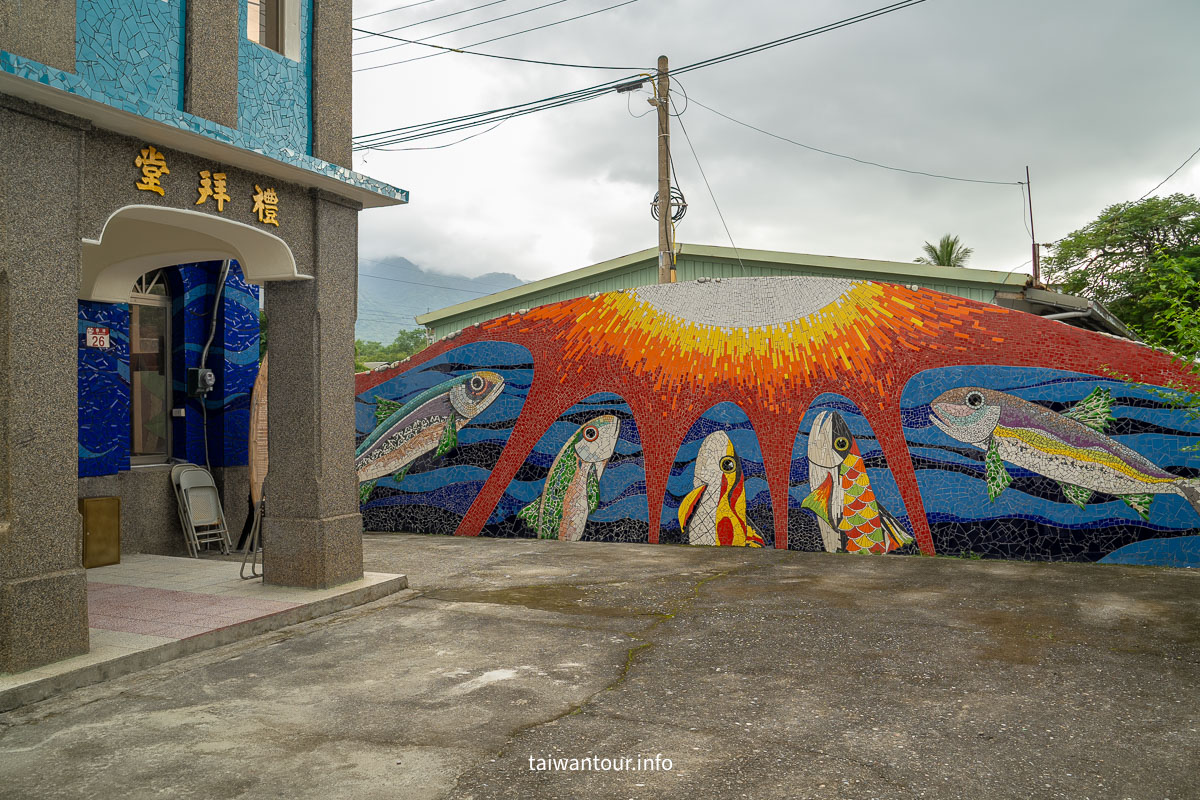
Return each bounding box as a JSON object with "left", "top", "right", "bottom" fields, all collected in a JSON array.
[{"left": 415, "top": 244, "right": 1133, "bottom": 341}]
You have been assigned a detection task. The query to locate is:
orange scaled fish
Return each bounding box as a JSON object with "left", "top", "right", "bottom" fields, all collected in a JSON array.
[
  {"left": 802, "top": 411, "right": 913, "bottom": 553},
  {"left": 678, "top": 431, "right": 765, "bottom": 547}
]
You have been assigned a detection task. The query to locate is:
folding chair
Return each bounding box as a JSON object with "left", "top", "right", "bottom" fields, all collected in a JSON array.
[{"left": 171, "top": 463, "right": 232, "bottom": 557}]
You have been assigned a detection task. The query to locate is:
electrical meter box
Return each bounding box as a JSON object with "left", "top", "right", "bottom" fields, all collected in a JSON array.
[
  {"left": 79, "top": 496, "right": 120, "bottom": 568},
  {"left": 188, "top": 367, "right": 216, "bottom": 396}
]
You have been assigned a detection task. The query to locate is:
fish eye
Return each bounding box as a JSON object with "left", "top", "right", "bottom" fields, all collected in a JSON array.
[
  {"left": 834, "top": 436, "right": 850, "bottom": 451},
  {"left": 966, "top": 391, "right": 984, "bottom": 408},
  {"left": 469, "top": 375, "right": 485, "bottom": 392},
  {"left": 582, "top": 426, "right": 599, "bottom": 442},
  {"left": 719, "top": 456, "right": 737, "bottom": 473}
]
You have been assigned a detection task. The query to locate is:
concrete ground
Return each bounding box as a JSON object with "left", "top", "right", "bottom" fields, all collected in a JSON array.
[{"left": 0, "top": 534, "right": 1197, "bottom": 800}]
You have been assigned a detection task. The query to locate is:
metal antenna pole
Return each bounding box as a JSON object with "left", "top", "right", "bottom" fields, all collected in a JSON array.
[{"left": 1026, "top": 165, "right": 1040, "bottom": 285}]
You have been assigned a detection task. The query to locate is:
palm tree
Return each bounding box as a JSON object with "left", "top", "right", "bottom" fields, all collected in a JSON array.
[{"left": 915, "top": 234, "right": 973, "bottom": 267}]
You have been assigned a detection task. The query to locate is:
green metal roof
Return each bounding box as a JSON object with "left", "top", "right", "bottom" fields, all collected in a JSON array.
[{"left": 415, "top": 243, "right": 1031, "bottom": 335}]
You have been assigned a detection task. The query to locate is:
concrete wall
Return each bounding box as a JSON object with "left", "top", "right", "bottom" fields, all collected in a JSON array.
[
  {"left": 0, "top": 98, "right": 90, "bottom": 673},
  {"left": 0, "top": 0, "right": 76, "bottom": 72},
  {"left": 356, "top": 277, "right": 1200, "bottom": 567}
]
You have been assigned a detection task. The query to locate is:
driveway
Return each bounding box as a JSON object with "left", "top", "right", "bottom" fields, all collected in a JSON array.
[{"left": 1, "top": 534, "right": 1197, "bottom": 799}]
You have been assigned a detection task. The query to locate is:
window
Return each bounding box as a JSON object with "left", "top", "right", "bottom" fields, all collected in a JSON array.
[
  {"left": 130, "top": 270, "right": 172, "bottom": 464},
  {"left": 248, "top": 0, "right": 281, "bottom": 53}
]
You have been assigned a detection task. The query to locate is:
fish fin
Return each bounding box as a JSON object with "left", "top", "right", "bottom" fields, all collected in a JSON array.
[
  {"left": 1057, "top": 482, "right": 1093, "bottom": 509},
  {"left": 677, "top": 485, "right": 707, "bottom": 531},
  {"left": 358, "top": 480, "right": 376, "bottom": 505},
  {"left": 435, "top": 412, "right": 458, "bottom": 457},
  {"left": 517, "top": 500, "right": 539, "bottom": 528},
  {"left": 801, "top": 475, "right": 834, "bottom": 523},
  {"left": 1061, "top": 387, "right": 1116, "bottom": 433},
  {"left": 373, "top": 396, "right": 403, "bottom": 425},
  {"left": 1119, "top": 493, "right": 1154, "bottom": 520},
  {"left": 984, "top": 439, "right": 1012, "bottom": 502},
  {"left": 878, "top": 505, "right": 915, "bottom": 549},
  {"left": 586, "top": 463, "right": 600, "bottom": 515}
]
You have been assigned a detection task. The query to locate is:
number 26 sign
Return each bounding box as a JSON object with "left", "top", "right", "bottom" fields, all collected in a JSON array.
[{"left": 86, "top": 326, "right": 111, "bottom": 349}]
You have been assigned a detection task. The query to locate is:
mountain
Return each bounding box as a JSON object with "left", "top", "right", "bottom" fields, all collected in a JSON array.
[{"left": 356, "top": 256, "right": 525, "bottom": 343}]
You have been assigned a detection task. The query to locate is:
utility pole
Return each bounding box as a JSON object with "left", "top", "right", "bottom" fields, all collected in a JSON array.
[
  {"left": 1026, "top": 165, "right": 1040, "bottom": 286},
  {"left": 656, "top": 55, "right": 673, "bottom": 284}
]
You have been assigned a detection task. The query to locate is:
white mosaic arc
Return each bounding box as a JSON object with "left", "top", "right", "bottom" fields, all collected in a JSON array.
[{"left": 631, "top": 277, "right": 857, "bottom": 329}]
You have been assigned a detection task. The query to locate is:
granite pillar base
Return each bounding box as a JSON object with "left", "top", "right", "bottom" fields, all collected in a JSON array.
[
  {"left": 0, "top": 568, "right": 89, "bottom": 674},
  {"left": 262, "top": 512, "right": 363, "bottom": 589}
]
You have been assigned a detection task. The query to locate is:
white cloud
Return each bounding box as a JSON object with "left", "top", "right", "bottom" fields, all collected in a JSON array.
[{"left": 351, "top": 0, "right": 1200, "bottom": 282}]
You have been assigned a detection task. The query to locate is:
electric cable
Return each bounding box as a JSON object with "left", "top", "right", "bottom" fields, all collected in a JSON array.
[
  {"left": 351, "top": 0, "right": 930, "bottom": 146},
  {"left": 1040, "top": 139, "right": 1200, "bottom": 250},
  {"left": 670, "top": 0, "right": 929, "bottom": 77},
  {"left": 356, "top": 0, "right": 573, "bottom": 57},
  {"left": 1019, "top": 182, "right": 1034, "bottom": 239},
  {"left": 354, "top": 0, "right": 643, "bottom": 72},
  {"left": 689, "top": 96, "right": 1021, "bottom": 186},
  {"left": 351, "top": 26, "right": 639, "bottom": 70},
  {"left": 353, "top": 0, "right": 509, "bottom": 41},
  {"left": 671, "top": 95, "right": 746, "bottom": 275},
  {"left": 365, "top": 119, "right": 509, "bottom": 151},
  {"left": 355, "top": 0, "right": 443, "bottom": 23}
]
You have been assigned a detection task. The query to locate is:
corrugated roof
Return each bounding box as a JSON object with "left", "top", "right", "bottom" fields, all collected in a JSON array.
[{"left": 415, "top": 243, "right": 1030, "bottom": 324}]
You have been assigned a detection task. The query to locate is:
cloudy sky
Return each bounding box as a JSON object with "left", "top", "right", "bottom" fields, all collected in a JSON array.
[{"left": 350, "top": 0, "right": 1200, "bottom": 286}]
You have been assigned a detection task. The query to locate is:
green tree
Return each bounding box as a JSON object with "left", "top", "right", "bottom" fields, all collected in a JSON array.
[
  {"left": 1043, "top": 193, "right": 1200, "bottom": 350},
  {"left": 355, "top": 328, "right": 428, "bottom": 371},
  {"left": 914, "top": 234, "right": 973, "bottom": 267}
]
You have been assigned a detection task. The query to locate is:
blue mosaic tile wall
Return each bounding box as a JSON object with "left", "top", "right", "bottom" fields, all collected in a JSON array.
[
  {"left": 170, "top": 261, "right": 260, "bottom": 468},
  {"left": 238, "top": 0, "right": 313, "bottom": 155},
  {"left": 76, "top": 0, "right": 186, "bottom": 112},
  {"left": 78, "top": 301, "right": 131, "bottom": 477},
  {"left": 0, "top": 15, "right": 406, "bottom": 203},
  {"left": 76, "top": 263, "right": 259, "bottom": 477}
]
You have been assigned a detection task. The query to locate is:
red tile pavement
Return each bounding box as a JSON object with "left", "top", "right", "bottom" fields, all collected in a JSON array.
[{"left": 88, "top": 583, "right": 300, "bottom": 640}]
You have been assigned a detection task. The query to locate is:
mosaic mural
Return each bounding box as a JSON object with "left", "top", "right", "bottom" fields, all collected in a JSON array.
[
  {"left": 355, "top": 277, "right": 1200, "bottom": 566},
  {"left": 77, "top": 260, "right": 259, "bottom": 477}
]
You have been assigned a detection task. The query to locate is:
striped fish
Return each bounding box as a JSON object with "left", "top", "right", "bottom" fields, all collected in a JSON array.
[
  {"left": 930, "top": 386, "right": 1200, "bottom": 519},
  {"left": 803, "top": 410, "right": 913, "bottom": 553},
  {"left": 678, "top": 431, "right": 765, "bottom": 548},
  {"left": 356, "top": 371, "right": 505, "bottom": 501},
  {"left": 518, "top": 415, "right": 620, "bottom": 541}
]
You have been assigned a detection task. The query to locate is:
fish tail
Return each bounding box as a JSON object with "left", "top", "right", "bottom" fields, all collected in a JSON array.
[{"left": 1178, "top": 479, "right": 1200, "bottom": 517}]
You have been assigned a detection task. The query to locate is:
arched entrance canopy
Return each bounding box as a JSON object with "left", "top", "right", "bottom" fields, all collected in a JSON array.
[{"left": 80, "top": 205, "right": 310, "bottom": 302}]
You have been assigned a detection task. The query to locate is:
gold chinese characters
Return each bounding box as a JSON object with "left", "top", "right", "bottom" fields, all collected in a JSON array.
[
  {"left": 252, "top": 184, "right": 280, "bottom": 226},
  {"left": 196, "top": 170, "right": 231, "bottom": 211},
  {"left": 134, "top": 145, "right": 169, "bottom": 195},
  {"left": 134, "top": 145, "right": 280, "bottom": 225}
]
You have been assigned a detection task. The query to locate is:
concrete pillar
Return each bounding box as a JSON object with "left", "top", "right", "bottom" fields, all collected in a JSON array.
[
  {"left": 0, "top": 100, "right": 90, "bottom": 673},
  {"left": 261, "top": 193, "right": 362, "bottom": 588}
]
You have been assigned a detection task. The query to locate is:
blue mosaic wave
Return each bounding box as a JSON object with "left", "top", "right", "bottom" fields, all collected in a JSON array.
[{"left": 78, "top": 300, "right": 131, "bottom": 477}]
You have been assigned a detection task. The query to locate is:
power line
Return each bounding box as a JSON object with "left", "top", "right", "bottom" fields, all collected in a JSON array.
[
  {"left": 355, "top": 0, "right": 573, "bottom": 58},
  {"left": 1041, "top": 138, "right": 1200, "bottom": 250},
  {"left": 354, "top": 0, "right": 443, "bottom": 23},
  {"left": 671, "top": 0, "right": 929, "bottom": 77},
  {"left": 353, "top": 0, "right": 508, "bottom": 41},
  {"left": 353, "top": 73, "right": 636, "bottom": 149},
  {"left": 350, "top": 26, "right": 638, "bottom": 71},
  {"left": 689, "top": 97, "right": 1021, "bottom": 186},
  {"left": 671, "top": 94, "right": 746, "bottom": 275},
  {"left": 354, "top": 0, "right": 644, "bottom": 73},
  {"left": 351, "top": 0, "right": 930, "bottom": 145}
]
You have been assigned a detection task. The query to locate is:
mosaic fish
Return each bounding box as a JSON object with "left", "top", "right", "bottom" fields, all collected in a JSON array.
[
  {"left": 356, "top": 371, "right": 505, "bottom": 499},
  {"left": 802, "top": 411, "right": 914, "bottom": 553},
  {"left": 518, "top": 415, "right": 620, "bottom": 541},
  {"left": 678, "top": 431, "right": 765, "bottom": 547},
  {"left": 930, "top": 386, "right": 1200, "bottom": 520}
]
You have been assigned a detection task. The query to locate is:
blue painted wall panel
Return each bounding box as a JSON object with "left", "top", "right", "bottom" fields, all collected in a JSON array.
[{"left": 238, "top": 0, "right": 313, "bottom": 155}]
